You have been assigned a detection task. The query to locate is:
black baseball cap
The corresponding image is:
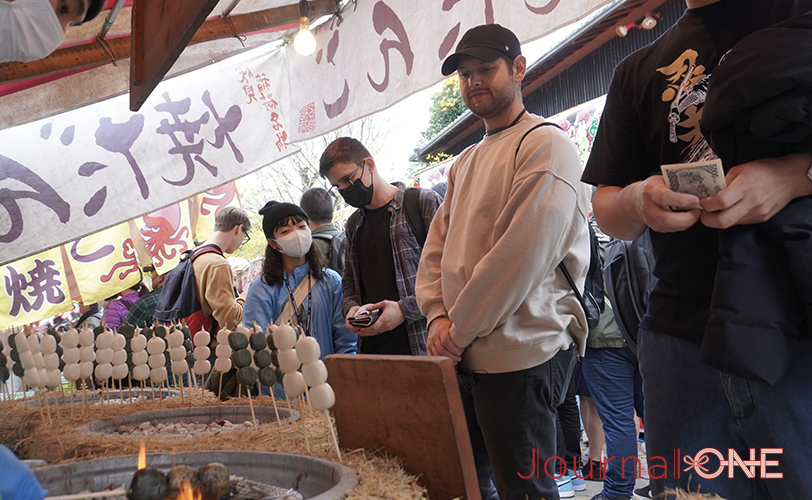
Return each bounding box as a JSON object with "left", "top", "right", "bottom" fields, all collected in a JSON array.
[
  {"left": 441, "top": 24, "right": 522, "bottom": 76},
  {"left": 81, "top": 0, "right": 107, "bottom": 24}
]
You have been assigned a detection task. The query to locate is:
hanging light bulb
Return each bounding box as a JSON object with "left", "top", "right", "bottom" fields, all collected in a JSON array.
[{"left": 293, "top": 0, "right": 317, "bottom": 56}]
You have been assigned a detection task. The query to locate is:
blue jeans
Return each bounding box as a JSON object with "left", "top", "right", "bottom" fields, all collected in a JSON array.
[
  {"left": 582, "top": 346, "right": 644, "bottom": 498},
  {"left": 458, "top": 348, "right": 576, "bottom": 500},
  {"left": 639, "top": 329, "right": 812, "bottom": 499}
]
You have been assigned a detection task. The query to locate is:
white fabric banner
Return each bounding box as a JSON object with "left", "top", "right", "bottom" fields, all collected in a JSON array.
[
  {"left": 286, "top": 0, "right": 612, "bottom": 140},
  {"left": 0, "top": 46, "right": 297, "bottom": 267}
]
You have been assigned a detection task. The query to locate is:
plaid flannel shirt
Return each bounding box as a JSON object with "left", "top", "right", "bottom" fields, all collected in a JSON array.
[
  {"left": 126, "top": 287, "right": 162, "bottom": 328},
  {"left": 342, "top": 182, "right": 442, "bottom": 355}
]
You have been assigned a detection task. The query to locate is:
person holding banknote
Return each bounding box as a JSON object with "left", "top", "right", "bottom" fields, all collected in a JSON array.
[{"left": 581, "top": 1, "right": 812, "bottom": 499}]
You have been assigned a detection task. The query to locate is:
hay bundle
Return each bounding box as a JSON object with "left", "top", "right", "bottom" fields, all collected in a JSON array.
[{"left": 1, "top": 390, "right": 427, "bottom": 500}]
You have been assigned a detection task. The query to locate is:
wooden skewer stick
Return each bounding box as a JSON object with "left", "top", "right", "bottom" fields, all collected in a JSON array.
[
  {"left": 42, "top": 391, "right": 53, "bottom": 425},
  {"left": 218, "top": 372, "right": 223, "bottom": 401},
  {"left": 70, "top": 385, "right": 75, "bottom": 419},
  {"left": 300, "top": 397, "right": 310, "bottom": 452},
  {"left": 246, "top": 388, "right": 258, "bottom": 431},
  {"left": 35, "top": 390, "right": 46, "bottom": 422},
  {"left": 324, "top": 410, "right": 341, "bottom": 460},
  {"left": 287, "top": 397, "right": 295, "bottom": 425},
  {"left": 45, "top": 488, "right": 128, "bottom": 500},
  {"left": 270, "top": 387, "right": 281, "bottom": 426}
]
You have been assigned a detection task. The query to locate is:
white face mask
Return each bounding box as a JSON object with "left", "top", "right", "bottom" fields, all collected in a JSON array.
[
  {"left": 274, "top": 228, "right": 312, "bottom": 258},
  {"left": 0, "top": 0, "right": 65, "bottom": 63}
]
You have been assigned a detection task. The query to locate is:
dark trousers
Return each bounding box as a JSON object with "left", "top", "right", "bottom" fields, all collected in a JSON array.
[
  {"left": 556, "top": 361, "right": 583, "bottom": 472},
  {"left": 458, "top": 347, "right": 576, "bottom": 500}
]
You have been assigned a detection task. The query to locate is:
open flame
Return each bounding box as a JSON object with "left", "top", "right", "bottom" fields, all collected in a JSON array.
[
  {"left": 137, "top": 441, "right": 146, "bottom": 470},
  {"left": 177, "top": 479, "right": 202, "bottom": 500}
]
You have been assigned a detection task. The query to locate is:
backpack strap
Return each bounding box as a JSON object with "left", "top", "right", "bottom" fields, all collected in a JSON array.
[
  {"left": 274, "top": 274, "right": 312, "bottom": 327},
  {"left": 189, "top": 243, "right": 223, "bottom": 262},
  {"left": 513, "top": 122, "right": 563, "bottom": 165},
  {"left": 404, "top": 187, "right": 427, "bottom": 247}
]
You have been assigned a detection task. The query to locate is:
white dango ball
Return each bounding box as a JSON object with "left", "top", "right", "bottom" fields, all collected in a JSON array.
[
  {"left": 15, "top": 335, "right": 30, "bottom": 353},
  {"left": 132, "top": 364, "right": 150, "bottom": 381},
  {"left": 131, "top": 350, "right": 148, "bottom": 367},
  {"left": 112, "top": 334, "right": 126, "bottom": 351},
  {"left": 277, "top": 348, "right": 300, "bottom": 373},
  {"left": 216, "top": 328, "right": 230, "bottom": 345},
  {"left": 282, "top": 371, "right": 306, "bottom": 398},
  {"left": 167, "top": 330, "right": 185, "bottom": 348},
  {"left": 215, "top": 344, "right": 232, "bottom": 358},
  {"left": 19, "top": 350, "right": 34, "bottom": 369},
  {"left": 309, "top": 383, "right": 336, "bottom": 411},
  {"left": 193, "top": 359, "right": 211, "bottom": 375},
  {"left": 112, "top": 364, "right": 129, "bottom": 380},
  {"left": 193, "top": 330, "right": 210, "bottom": 347},
  {"left": 130, "top": 335, "right": 147, "bottom": 352},
  {"left": 32, "top": 352, "right": 44, "bottom": 370},
  {"left": 171, "top": 360, "right": 189, "bottom": 375},
  {"left": 150, "top": 366, "right": 168, "bottom": 383},
  {"left": 78, "top": 327, "right": 94, "bottom": 346},
  {"left": 62, "top": 328, "right": 79, "bottom": 349},
  {"left": 302, "top": 360, "right": 328, "bottom": 387},
  {"left": 96, "top": 348, "right": 114, "bottom": 365},
  {"left": 272, "top": 325, "right": 296, "bottom": 351},
  {"left": 295, "top": 336, "right": 320, "bottom": 365},
  {"left": 148, "top": 354, "right": 166, "bottom": 369},
  {"left": 112, "top": 349, "right": 127, "bottom": 366},
  {"left": 62, "top": 348, "right": 80, "bottom": 365},
  {"left": 43, "top": 352, "right": 60, "bottom": 371},
  {"left": 146, "top": 337, "right": 165, "bottom": 355},
  {"left": 213, "top": 357, "right": 231, "bottom": 373},
  {"left": 94, "top": 363, "right": 113, "bottom": 380},
  {"left": 63, "top": 364, "right": 81, "bottom": 382},
  {"left": 47, "top": 369, "right": 61, "bottom": 388},
  {"left": 40, "top": 335, "right": 57, "bottom": 354},
  {"left": 79, "top": 346, "right": 95, "bottom": 362},
  {"left": 25, "top": 369, "right": 41, "bottom": 389},
  {"left": 79, "top": 361, "right": 94, "bottom": 379},
  {"left": 170, "top": 346, "right": 186, "bottom": 361},
  {"left": 194, "top": 346, "right": 210, "bottom": 360},
  {"left": 96, "top": 330, "right": 114, "bottom": 350},
  {"left": 26, "top": 334, "right": 40, "bottom": 352}
]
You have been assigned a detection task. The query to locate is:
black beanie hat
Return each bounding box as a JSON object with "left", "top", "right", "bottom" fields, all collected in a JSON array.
[{"left": 259, "top": 201, "right": 308, "bottom": 239}]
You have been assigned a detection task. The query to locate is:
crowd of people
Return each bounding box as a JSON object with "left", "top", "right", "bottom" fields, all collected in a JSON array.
[{"left": 4, "top": 1, "right": 811, "bottom": 499}]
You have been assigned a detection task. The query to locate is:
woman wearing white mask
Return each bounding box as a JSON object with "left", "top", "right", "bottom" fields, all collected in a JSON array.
[
  {"left": 243, "top": 201, "right": 357, "bottom": 396},
  {"left": 1, "top": 0, "right": 105, "bottom": 63}
]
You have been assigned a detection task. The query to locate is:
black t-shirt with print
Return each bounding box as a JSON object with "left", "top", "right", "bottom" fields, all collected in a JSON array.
[
  {"left": 355, "top": 202, "right": 411, "bottom": 355},
  {"left": 582, "top": 0, "right": 812, "bottom": 342}
]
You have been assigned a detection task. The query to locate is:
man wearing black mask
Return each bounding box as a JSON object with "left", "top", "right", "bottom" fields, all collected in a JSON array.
[{"left": 319, "top": 137, "right": 442, "bottom": 355}]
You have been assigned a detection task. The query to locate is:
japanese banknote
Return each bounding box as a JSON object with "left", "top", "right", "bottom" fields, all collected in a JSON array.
[{"left": 661, "top": 159, "right": 726, "bottom": 210}]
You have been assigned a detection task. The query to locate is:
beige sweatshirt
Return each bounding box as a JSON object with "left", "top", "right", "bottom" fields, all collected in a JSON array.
[
  {"left": 416, "top": 115, "right": 590, "bottom": 373},
  {"left": 193, "top": 252, "right": 245, "bottom": 330}
]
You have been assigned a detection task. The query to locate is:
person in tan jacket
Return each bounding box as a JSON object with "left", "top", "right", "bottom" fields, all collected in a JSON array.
[{"left": 193, "top": 206, "right": 251, "bottom": 331}]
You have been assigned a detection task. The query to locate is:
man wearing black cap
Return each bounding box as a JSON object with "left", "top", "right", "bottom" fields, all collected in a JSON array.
[
  {"left": 416, "top": 23, "right": 591, "bottom": 500},
  {"left": 1, "top": 0, "right": 106, "bottom": 63}
]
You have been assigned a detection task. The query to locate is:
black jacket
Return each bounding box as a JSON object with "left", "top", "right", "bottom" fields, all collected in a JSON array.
[{"left": 700, "top": 11, "right": 812, "bottom": 385}]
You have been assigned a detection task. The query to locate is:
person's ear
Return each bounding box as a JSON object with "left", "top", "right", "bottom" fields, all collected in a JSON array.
[
  {"left": 513, "top": 55, "right": 527, "bottom": 83},
  {"left": 268, "top": 238, "right": 281, "bottom": 252}
]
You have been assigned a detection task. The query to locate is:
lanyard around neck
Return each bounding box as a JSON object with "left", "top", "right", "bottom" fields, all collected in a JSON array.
[
  {"left": 283, "top": 272, "right": 312, "bottom": 335},
  {"left": 486, "top": 109, "right": 526, "bottom": 136}
]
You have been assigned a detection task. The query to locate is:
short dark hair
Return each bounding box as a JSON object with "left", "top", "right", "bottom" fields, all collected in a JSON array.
[
  {"left": 300, "top": 187, "right": 334, "bottom": 224},
  {"left": 214, "top": 206, "right": 250, "bottom": 232},
  {"left": 319, "top": 137, "right": 371, "bottom": 177}
]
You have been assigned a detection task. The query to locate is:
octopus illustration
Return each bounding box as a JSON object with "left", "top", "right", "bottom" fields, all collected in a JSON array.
[
  {"left": 139, "top": 205, "right": 190, "bottom": 268},
  {"left": 199, "top": 182, "right": 240, "bottom": 217},
  {"left": 100, "top": 238, "right": 140, "bottom": 283}
]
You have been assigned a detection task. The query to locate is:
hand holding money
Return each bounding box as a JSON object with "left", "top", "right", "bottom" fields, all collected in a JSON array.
[{"left": 660, "top": 159, "right": 726, "bottom": 211}]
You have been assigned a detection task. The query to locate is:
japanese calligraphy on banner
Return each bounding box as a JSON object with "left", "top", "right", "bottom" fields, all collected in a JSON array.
[
  {"left": 67, "top": 223, "right": 142, "bottom": 305},
  {"left": 287, "top": 0, "right": 612, "bottom": 141},
  {"left": 1, "top": 248, "right": 72, "bottom": 329},
  {"left": 134, "top": 201, "right": 195, "bottom": 276},
  {"left": 193, "top": 181, "right": 242, "bottom": 243},
  {"left": 0, "top": 46, "right": 296, "bottom": 268}
]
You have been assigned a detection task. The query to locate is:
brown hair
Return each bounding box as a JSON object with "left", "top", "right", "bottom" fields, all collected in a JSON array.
[
  {"left": 262, "top": 215, "right": 327, "bottom": 286},
  {"left": 319, "top": 137, "right": 372, "bottom": 177},
  {"left": 214, "top": 206, "right": 251, "bottom": 232}
]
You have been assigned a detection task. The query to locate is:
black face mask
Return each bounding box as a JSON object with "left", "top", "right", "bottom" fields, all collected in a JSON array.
[{"left": 339, "top": 175, "right": 374, "bottom": 208}]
